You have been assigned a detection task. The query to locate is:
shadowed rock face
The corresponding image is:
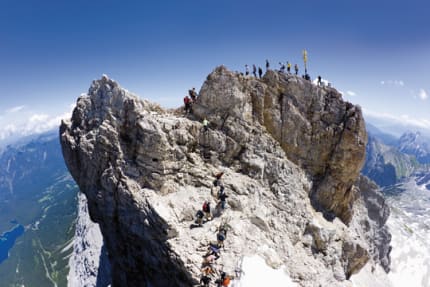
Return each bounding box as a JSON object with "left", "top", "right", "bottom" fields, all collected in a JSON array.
[
  {"left": 60, "top": 69, "right": 390, "bottom": 287},
  {"left": 193, "top": 66, "right": 367, "bottom": 223}
]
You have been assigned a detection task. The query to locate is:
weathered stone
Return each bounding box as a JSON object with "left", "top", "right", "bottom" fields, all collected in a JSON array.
[
  {"left": 60, "top": 70, "right": 391, "bottom": 287},
  {"left": 193, "top": 66, "right": 367, "bottom": 224}
]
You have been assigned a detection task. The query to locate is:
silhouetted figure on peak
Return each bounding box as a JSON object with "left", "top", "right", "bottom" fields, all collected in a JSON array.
[
  {"left": 279, "top": 62, "right": 285, "bottom": 73},
  {"left": 252, "top": 64, "right": 257, "bottom": 77},
  {"left": 258, "top": 67, "right": 263, "bottom": 79}
]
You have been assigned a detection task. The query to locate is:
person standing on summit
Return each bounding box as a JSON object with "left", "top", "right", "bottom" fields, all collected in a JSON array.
[
  {"left": 265, "top": 59, "right": 270, "bottom": 71},
  {"left": 245, "top": 64, "right": 249, "bottom": 76},
  {"left": 258, "top": 67, "right": 263, "bottom": 79},
  {"left": 252, "top": 64, "right": 257, "bottom": 77},
  {"left": 294, "top": 64, "right": 299, "bottom": 75}
]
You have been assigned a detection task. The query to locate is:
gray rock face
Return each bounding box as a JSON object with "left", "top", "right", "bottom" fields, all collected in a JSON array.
[
  {"left": 60, "top": 70, "right": 391, "bottom": 286},
  {"left": 193, "top": 67, "right": 367, "bottom": 224},
  {"left": 67, "top": 192, "right": 111, "bottom": 287}
]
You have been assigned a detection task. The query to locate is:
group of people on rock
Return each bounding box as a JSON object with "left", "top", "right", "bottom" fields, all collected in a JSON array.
[
  {"left": 243, "top": 60, "right": 329, "bottom": 87},
  {"left": 194, "top": 172, "right": 235, "bottom": 287},
  {"left": 244, "top": 60, "right": 299, "bottom": 79}
]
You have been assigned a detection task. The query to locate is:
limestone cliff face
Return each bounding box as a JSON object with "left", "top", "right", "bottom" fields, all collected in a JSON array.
[
  {"left": 60, "top": 69, "right": 390, "bottom": 287},
  {"left": 193, "top": 67, "right": 367, "bottom": 223}
]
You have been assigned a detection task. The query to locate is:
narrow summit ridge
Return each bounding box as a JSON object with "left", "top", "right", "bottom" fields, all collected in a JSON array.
[{"left": 60, "top": 67, "right": 391, "bottom": 286}]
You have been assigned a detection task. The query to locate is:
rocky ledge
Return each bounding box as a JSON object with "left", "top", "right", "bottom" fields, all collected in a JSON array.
[{"left": 60, "top": 67, "right": 391, "bottom": 287}]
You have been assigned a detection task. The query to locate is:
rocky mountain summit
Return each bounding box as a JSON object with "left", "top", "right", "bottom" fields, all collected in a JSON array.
[
  {"left": 398, "top": 131, "right": 430, "bottom": 164},
  {"left": 60, "top": 67, "right": 391, "bottom": 287}
]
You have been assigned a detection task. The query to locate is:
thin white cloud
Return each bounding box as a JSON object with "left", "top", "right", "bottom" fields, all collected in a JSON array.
[
  {"left": 419, "top": 89, "right": 428, "bottom": 100},
  {"left": 380, "top": 80, "right": 405, "bottom": 87},
  {"left": 346, "top": 91, "right": 356, "bottom": 97},
  {"left": 6, "top": 105, "right": 25, "bottom": 113},
  {"left": 363, "top": 109, "right": 430, "bottom": 130},
  {"left": 0, "top": 103, "right": 74, "bottom": 142}
]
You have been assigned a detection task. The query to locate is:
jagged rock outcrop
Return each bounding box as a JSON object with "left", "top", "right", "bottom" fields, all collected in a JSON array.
[
  {"left": 193, "top": 67, "right": 367, "bottom": 223},
  {"left": 60, "top": 69, "right": 391, "bottom": 287}
]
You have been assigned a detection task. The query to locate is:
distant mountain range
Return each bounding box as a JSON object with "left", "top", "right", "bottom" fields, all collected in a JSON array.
[
  {"left": 362, "top": 124, "right": 430, "bottom": 187},
  {"left": 0, "top": 130, "right": 77, "bottom": 287}
]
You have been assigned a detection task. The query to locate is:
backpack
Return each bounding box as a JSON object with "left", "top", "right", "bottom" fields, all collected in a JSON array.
[
  {"left": 217, "top": 232, "right": 225, "bottom": 242},
  {"left": 203, "top": 202, "right": 209, "bottom": 212},
  {"left": 196, "top": 210, "right": 204, "bottom": 218},
  {"left": 222, "top": 276, "right": 231, "bottom": 286}
]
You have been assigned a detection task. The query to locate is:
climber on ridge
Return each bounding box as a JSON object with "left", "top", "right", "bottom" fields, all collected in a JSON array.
[
  {"left": 266, "top": 59, "right": 270, "bottom": 71},
  {"left": 202, "top": 200, "right": 212, "bottom": 221},
  {"left": 287, "top": 61, "right": 291, "bottom": 73},
  {"left": 245, "top": 64, "right": 249, "bottom": 76},
  {"left": 221, "top": 273, "right": 231, "bottom": 287},
  {"left": 189, "top": 87, "right": 198, "bottom": 101},
  {"left": 252, "top": 64, "right": 257, "bottom": 77},
  {"left": 294, "top": 64, "right": 299, "bottom": 75},
  {"left": 213, "top": 172, "right": 224, "bottom": 187},
  {"left": 203, "top": 118, "right": 209, "bottom": 132},
  {"left": 184, "top": 95, "right": 192, "bottom": 114},
  {"left": 279, "top": 62, "right": 285, "bottom": 73},
  {"left": 216, "top": 221, "right": 232, "bottom": 247},
  {"left": 207, "top": 242, "right": 221, "bottom": 260},
  {"left": 258, "top": 67, "right": 263, "bottom": 79},
  {"left": 195, "top": 209, "right": 204, "bottom": 227},
  {"left": 217, "top": 188, "right": 228, "bottom": 210},
  {"left": 317, "top": 75, "right": 322, "bottom": 86},
  {"left": 200, "top": 274, "right": 211, "bottom": 287}
]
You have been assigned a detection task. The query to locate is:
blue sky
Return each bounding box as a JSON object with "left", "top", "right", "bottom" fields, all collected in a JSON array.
[{"left": 0, "top": 0, "right": 429, "bottom": 142}]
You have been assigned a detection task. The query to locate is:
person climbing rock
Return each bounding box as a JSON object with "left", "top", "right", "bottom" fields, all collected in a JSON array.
[
  {"left": 189, "top": 87, "right": 198, "bottom": 101},
  {"left": 222, "top": 274, "right": 231, "bottom": 286},
  {"left": 207, "top": 242, "right": 221, "bottom": 260},
  {"left": 213, "top": 172, "right": 224, "bottom": 187},
  {"left": 245, "top": 64, "right": 249, "bottom": 76},
  {"left": 202, "top": 201, "right": 211, "bottom": 221},
  {"left": 265, "top": 59, "right": 270, "bottom": 71},
  {"left": 258, "top": 67, "right": 263, "bottom": 79},
  {"left": 183, "top": 95, "right": 192, "bottom": 114},
  {"left": 203, "top": 253, "right": 217, "bottom": 265},
  {"left": 317, "top": 75, "right": 322, "bottom": 86},
  {"left": 252, "top": 64, "right": 257, "bottom": 77},
  {"left": 218, "top": 191, "right": 229, "bottom": 210},
  {"left": 200, "top": 274, "right": 211, "bottom": 287},
  {"left": 294, "top": 64, "right": 299, "bottom": 75},
  {"left": 203, "top": 118, "right": 209, "bottom": 132},
  {"left": 216, "top": 222, "right": 231, "bottom": 247},
  {"left": 195, "top": 209, "right": 204, "bottom": 226},
  {"left": 215, "top": 272, "right": 228, "bottom": 287},
  {"left": 287, "top": 61, "right": 291, "bottom": 73}
]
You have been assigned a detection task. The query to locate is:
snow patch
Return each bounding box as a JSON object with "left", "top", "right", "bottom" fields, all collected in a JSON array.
[{"left": 236, "top": 255, "right": 298, "bottom": 287}]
